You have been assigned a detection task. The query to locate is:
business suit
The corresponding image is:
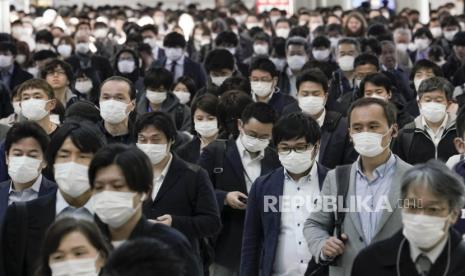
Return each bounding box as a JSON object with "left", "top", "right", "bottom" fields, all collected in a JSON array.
[
  {"left": 240, "top": 165, "right": 329, "bottom": 276},
  {"left": 176, "top": 136, "right": 202, "bottom": 164},
  {"left": 153, "top": 56, "right": 207, "bottom": 91},
  {"left": 266, "top": 92, "right": 296, "bottom": 116},
  {"left": 281, "top": 107, "right": 357, "bottom": 169},
  {"left": 65, "top": 53, "right": 114, "bottom": 84},
  {"left": 142, "top": 154, "right": 221, "bottom": 254},
  {"left": 198, "top": 139, "right": 281, "bottom": 270},
  {"left": 351, "top": 229, "right": 465, "bottom": 276},
  {"left": 303, "top": 156, "right": 411, "bottom": 276},
  {"left": 9, "top": 64, "right": 33, "bottom": 93}
]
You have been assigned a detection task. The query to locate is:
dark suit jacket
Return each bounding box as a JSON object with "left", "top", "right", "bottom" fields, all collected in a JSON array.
[
  {"left": 153, "top": 56, "right": 207, "bottom": 90},
  {"left": 0, "top": 176, "right": 57, "bottom": 223},
  {"left": 198, "top": 139, "right": 281, "bottom": 269},
  {"left": 281, "top": 107, "right": 357, "bottom": 169},
  {"left": 142, "top": 154, "right": 221, "bottom": 253},
  {"left": 176, "top": 136, "right": 202, "bottom": 164},
  {"left": 267, "top": 92, "right": 296, "bottom": 116},
  {"left": 9, "top": 64, "right": 33, "bottom": 92},
  {"left": 351, "top": 229, "right": 465, "bottom": 276},
  {"left": 65, "top": 54, "right": 114, "bottom": 84},
  {"left": 240, "top": 165, "right": 329, "bottom": 276}
]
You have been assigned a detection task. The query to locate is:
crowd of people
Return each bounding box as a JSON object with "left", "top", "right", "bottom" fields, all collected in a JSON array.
[{"left": 1, "top": 0, "right": 465, "bottom": 275}]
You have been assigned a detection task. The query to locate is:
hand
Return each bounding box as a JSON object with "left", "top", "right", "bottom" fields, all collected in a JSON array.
[
  {"left": 225, "top": 191, "right": 248, "bottom": 210},
  {"left": 321, "top": 234, "right": 348, "bottom": 259},
  {"left": 155, "top": 214, "right": 172, "bottom": 226}
]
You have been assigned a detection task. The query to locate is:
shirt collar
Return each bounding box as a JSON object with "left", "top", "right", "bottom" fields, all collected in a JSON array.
[
  {"left": 421, "top": 113, "right": 448, "bottom": 133},
  {"left": 409, "top": 234, "right": 448, "bottom": 265},
  {"left": 65, "top": 87, "right": 76, "bottom": 102},
  {"left": 235, "top": 136, "right": 265, "bottom": 161},
  {"left": 155, "top": 153, "right": 173, "bottom": 181},
  {"left": 356, "top": 153, "right": 396, "bottom": 180},
  {"left": 9, "top": 174, "right": 42, "bottom": 194},
  {"left": 166, "top": 55, "right": 185, "bottom": 66},
  {"left": 316, "top": 109, "right": 326, "bottom": 127},
  {"left": 283, "top": 162, "right": 317, "bottom": 183},
  {"left": 55, "top": 190, "right": 94, "bottom": 215}
]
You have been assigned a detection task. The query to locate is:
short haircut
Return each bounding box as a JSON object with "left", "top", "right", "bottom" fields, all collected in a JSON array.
[
  {"left": 285, "top": 36, "right": 308, "bottom": 51},
  {"left": 89, "top": 144, "right": 153, "bottom": 193},
  {"left": 354, "top": 53, "right": 380, "bottom": 71},
  {"left": 65, "top": 100, "right": 102, "bottom": 124},
  {"left": 413, "top": 27, "right": 433, "bottom": 40},
  {"left": 288, "top": 26, "right": 310, "bottom": 39},
  {"left": 347, "top": 97, "right": 397, "bottom": 127},
  {"left": 218, "top": 76, "right": 251, "bottom": 96},
  {"left": 163, "top": 32, "right": 186, "bottom": 48},
  {"left": 360, "top": 73, "right": 392, "bottom": 95},
  {"left": 273, "top": 112, "right": 321, "bottom": 145},
  {"left": 311, "top": 36, "right": 330, "bottom": 48},
  {"left": 337, "top": 37, "right": 361, "bottom": 53},
  {"left": 204, "top": 49, "right": 235, "bottom": 73},
  {"left": 217, "top": 90, "right": 253, "bottom": 136},
  {"left": 35, "top": 29, "right": 53, "bottom": 44},
  {"left": 296, "top": 68, "right": 329, "bottom": 94},
  {"left": 418, "top": 76, "right": 453, "bottom": 101},
  {"left": 410, "top": 59, "right": 444, "bottom": 80},
  {"left": 241, "top": 102, "right": 277, "bottom": 125},
  {"left": 101, "top": 238, "right": 185, "bottom": 276},
  {"left": 4, "top": 121, "right": 50, "bottom": 155},
  {"left": 140, "top": 24, "right": 159, "bottom": 35},
  {"left": 32, "top": 50, "right": 57, "bottom": 62},
  {"left": 441, "top": 15, "right": 460, "bottom": 29},
  {"left": 173, "top": 76, "right": 197, "bottom": 94},
  {"left": 41, "top": 59, "right": 74, "bottom": 84},
  {"left": 190, "top": 93, "right": 219, "bottom": 118},
  {"left": 36, "top": 217, "right": 111, "bottom": 276},
  {"left": 401, "top": 160, "right": 465, "bottom": 212},
  {"left": 100, "top": 76, "right": 136, "bottom": 100},
  {"left": 215, "top": 31, "right": 238, "bottom": 47},
  {"left": 135, "top": 111, "right": 177, "bottom": 143},
  {"left": 249, "top": 57, "right": 278, "bottom": 78},
  {"left": 452, "top": 31, "right": 465, "bottom": 46},
  {"left": 0, "top": 41, "right": 17, "bottom": 55},
  {"left": 17, "top": 78, "right": 55, "bottom": 99},
  {"left": 144, "top": 68, "right": 173, "bottom": 91},
  {"left": 360, "top": 37, "right": 382, "bottom": 56}
]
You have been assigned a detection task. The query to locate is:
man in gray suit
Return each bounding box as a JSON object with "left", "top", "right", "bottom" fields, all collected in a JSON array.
[{"left": 304, "top": 97, "right": 412, "bottom": 276}]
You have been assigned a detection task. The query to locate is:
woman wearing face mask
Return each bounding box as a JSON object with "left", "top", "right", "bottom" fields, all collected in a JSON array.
[
  {"left": 74, "top": 70, "right": 99, "bottom": 105},
  {"left": 35, "top": 217, "right": 110, "bottom": 276},
  {"left": 56, "top": 37, "right": 75, "bottom": 60},
  {"left": 114, "top": 49, "right": 145, "bottom": 100},
  {"left": 177, "top": 94, "right": 219, "bottom": 163},
  {"left": 89, "top": 143, "right": 202, "bottom": 276},
  {"left": 172, "top": 76, "right": 197, "bottom": 106}
]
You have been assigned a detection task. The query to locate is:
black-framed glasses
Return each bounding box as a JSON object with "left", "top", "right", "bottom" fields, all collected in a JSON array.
[{"left": 277, "top": 144, "right": 314, "bottom": 155}]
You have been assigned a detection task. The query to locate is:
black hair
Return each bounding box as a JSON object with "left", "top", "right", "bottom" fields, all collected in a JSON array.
[
  {"left": 190, "top": 93, "right": 219, "bottom": 119},
  {"left": 218, "top": 76, "right": 251, "bottom": 96},
  {"left": 35, "top": 29, "right": 54, "bottom": 44},
  {"left": 288, "top": 26, "right": 309, "bottom": 39},
  {"left": 144, "top": 67, "right": 173, "bottom": 91},
  {"left": 204, "top": 49, "right": 235, "bottom": 73},
  {"left": 134, "top": 111, "right": 177, "bottom": 143},
  {"left": 360, "top": 73, "right": 392, "bottom": 96},
  {"left": 457, "top": 104, "right": 465, "bottom": 137},
  {"left": 41, "top": 59, "right": 75, "bottom": 84},
  {"left": 241, "top": 102, "right": 277, "bottom": 125},
  {"left": 32, "top": 50, "right": 58, "bottom": 62},
  {"left": 100, "top": 76, "right": 136, "bottom": 100},
  {"left": 253, "top": 32, "right": 270, "bottom": 44},
  {"left": 215, "top": 31, "right": 238, "bottom": 47},
  {"left": 4, "top": 121, "right": 50, "bottom": 155},
  {"left": 360, "top": 37, "right": 382, "bottom": 56},
  {"left": 64, "top": 100, "right": 102, "bottom": 124},
  {"left": 452, "top": 31, "right": 465, "bottom": 46},
  {"left": 217, "top": 90, "right": 253, "bottom": 137},
  {"left": 413, "top": 27, "right": 433, "bottom": 40},
  {"left": 101, "top": 238, "right": 185, "bottom": 276},
  {"left": 172, "top": 76, "right": 197, "bottom": 95},
  {"left": 312, "top": 36, "right": 330, "bottom": 48},
  {"left": 348, "top": 97, "right": 397, "bottom": 127},
  {"left": 418, "top": 76, "right": 453, "bottom": 101},
  {"left": 410, "top": 59, "right": 444, "bottom": 80},
  {"left": 89, "top": 144, "right": 153, "bottom": 193},
  {"left": 140, "top": 24, "right": 159, "bottom": 36},
  {"left": 273, "top": 112, "right": 321, "bottom": 145},
  {"left": 36, "top": 217, "right": 111, "bottom": 276},
  {"left": 354, "top": 53, "right": 380, "bottom": 71},
  {"left": 0, "top": 41, "right": 17, "bottom": 55},
  {"left": 296, "top": 68, "right": 328, "bottom": 93},
  {"left": 271, "top": 37, "right": 286, "bottom": 58},
  {"left": 163, "top": 32, "right": 186, "bottom": 48},
  {"left": 441, "top": 15, "right": 460, "bottom": 29},
  {"left": 249, "top": 57, "right": 278, "bottom": 78}
]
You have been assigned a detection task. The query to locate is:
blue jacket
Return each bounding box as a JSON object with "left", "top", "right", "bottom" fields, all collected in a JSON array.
[{"left": 240, "top": 164, "right": 329, "bottom": 276}]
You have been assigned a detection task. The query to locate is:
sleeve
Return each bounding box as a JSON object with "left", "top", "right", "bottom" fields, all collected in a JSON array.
[{"left": 391, "top": 131, "right": 405, "bottom": 161}]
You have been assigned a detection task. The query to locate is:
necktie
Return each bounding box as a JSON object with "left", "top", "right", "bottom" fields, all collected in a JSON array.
[
  {"left": 170, "top": 61, "right": 177, "bottom": 79},
  {"left": 416, "top": 254, "right": 432, "bottom": 276}
]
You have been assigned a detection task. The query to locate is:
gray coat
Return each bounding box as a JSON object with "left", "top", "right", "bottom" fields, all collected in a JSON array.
[
  {"left": 0, "top": 124, "right": 10, "bottom": 141},
  {"left": 303, "top": 155, "right": 412, "bottom": 276}
]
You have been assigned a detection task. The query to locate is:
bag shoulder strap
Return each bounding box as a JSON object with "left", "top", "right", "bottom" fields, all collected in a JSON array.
[
  {"left": 212, "top": 139, "right": 227, "bottom": 174},
  {"left": 334, "top": 165, "right": 352, "bottom": 239}
]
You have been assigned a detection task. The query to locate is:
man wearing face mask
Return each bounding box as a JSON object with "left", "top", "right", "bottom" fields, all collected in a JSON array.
[
  {"left": 0, "top": 122, "right": 56, "bottom": 223},
  {"left": 114, "top": 49, "right": 145, "bottom": 100},
  {"left": 409, "top": 28, "right": 433, "bottom": 63},
  {"left": 0, "top": 42, "right": 33, "bottom": 93},
  {"left": 98, "top": 77, "right": 136, "bottom": 144},
  {"left": 442, "top": 32, "right": 465, "bottom": 81},
  {"left": 304, "top": 97, "right": 411, "bottom": 276},
  {"left": 278, "top": 36, "right": 309, "bottom": 98},
  {"left": 214, "top": 31, "right": 249, "bottom": 77},
  {"left": 240, "top": 113, "right": 329, "bottom": 276},
  {"left": 249, "top": 57, "right": 295, "bottom": 116},
  {"left": 137, "top": 68, "right": 191, "bottom": 132},
  {"left": 243, "top": 32, "right": 270, "bottom": 65},
  {"left": 283, "top": 69, "right": 356, "bottom": 169},
  {"left": 310, "top": 36, "right": 338, "bottom": 72},
  {"left": 437, "top": 16, "right": 461, "bottom": 58},
  {"left": 152, "top": 32, "right": 206, "bottom": 91},
  {"left": 141, "top": 24, "right": 166, "bottom": 62},
  {"left": 199, "top": 102, "right": 280, "bottom": 276},
  {"left": 352, "top": 160, "right": 465, "bottom": 276},
  {"left": 393, "top": 77, "right": 458, "bottom": 165},
  {"left": 34, "top": 30, "right": 55, "bottom": 53}
]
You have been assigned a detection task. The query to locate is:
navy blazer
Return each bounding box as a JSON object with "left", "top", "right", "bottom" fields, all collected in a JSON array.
[
  {"left": 240, "top": 165, "right": 329, "bottom": 276},
  {"left": 0, "top": 176, "right": 57, "bottom": 223},
  {"left": 267, "top": 92, "right": 296, "bottom": 116},
  {"left": 152, "top": 56, "right": 207, "bottom": 91},
  {"left": 176, "top": 137, "right": 202, "bottom": 164}
]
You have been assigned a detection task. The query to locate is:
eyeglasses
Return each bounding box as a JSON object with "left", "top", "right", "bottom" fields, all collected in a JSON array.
[{"left": 277, "top": 144, "right": 314, "bottom": 155}]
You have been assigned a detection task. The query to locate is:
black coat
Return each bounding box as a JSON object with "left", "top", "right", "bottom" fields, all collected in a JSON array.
[
  {"left": 142, "top": 154, "right": 221, "bottom": 253},
  {"left": 65, "top": 54, "right": 114, "bottom": 84},
  {"left": 152, "top": 56, "right": 207, "bottom": 91},
  {"left": 198, "top": 139, "right": 281, "bottom": 269},
  {"left": 176, "top": 136, "right": 202, "bottom": 164},
  {"left": 267, "top": 92, "right": 296, "bottom": 116},
  {"left": 9, "top": 64, "right": 33, "bottom": 92},
  {"left": 351, "top": 229, "right": 465, "bottom": 276}
]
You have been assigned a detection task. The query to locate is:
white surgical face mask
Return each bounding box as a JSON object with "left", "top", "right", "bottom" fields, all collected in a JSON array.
[
  {"left": 276, "top": 28, "right": 290, "bottom": 39},
  {"left": 94, "top": 28, "right": 108, "bottom": 39},
  {"left": 8, "top": 156, "right": 42, "bottom": 184},
  {"left": 430, "top": 27, "right": 442, "bottom": 39},
  {"left": 211, "top": 75, "right": 228, "bottom": 87},
  {"left": 226, "top": 47, "right": 236, "bottom": 55},
  {"left": 270, "top": 57, "right": 286, "bottom": 72},
  {"left": 251, "top": 81, "right": 273, "bottom": 98},
  {"left": 144, "top": 38, "right": 158, "bottom": 49},
  {"left": 195, "top": 120, "right": 218, "bottom": 138},
  {"left": 338, "top": 55, "right": 355, "bottom": 71},
  {"left": 13, "top": 102, "right": 21, "bottom": 115},
  {"left": 57, "top": 44, "right": 72, "bottom": 58},
  {"left": 415, "top": 38, "right": 430, "bottom": 51},
  {"left": 240, "top": 132, "right": 270, "bottom": 153},
  {"left": 15, "top": 54, "right": 26, "bottom": 64},
  {"left": 279, "top": 148, "right": 315, "bottom": 174},
  {"left": 253, "top": 44, "right": 268, "bottom": 55},
  {"left": 54, "top": 162, "right": 90, "bottom": 198},
  {"left": 75, "top": 80, "right": 93, "bottom": 94},
  {"left": 173, "top": 91, "right": 190, "bottom": 104},
  {"left": 50, "top": 256, "right": 99, "bottom": 276},
  {"left": 312, "top": 49, "right": 330, "bottom": 61},
  {"left": 0, "top": 55, "right": 13, "bottom": 68},
  {"left": 402, "top": 212, "right": 449, "bottom": 249},
  {"left": 35, "top": 43, "right": 51, "bottom": 51},
  {"left": 414, "top": 78, "right": 426, "bottom": 91},
  {"left": 298, "top": 96, "right": 325, "bottom": 116},
  {"left": 93, "top": 191, "right": 138, "bottom": 228},
  {"left": 287, "top": 55, "right": 306, "bottom": 71},
  {"left": 351, "top": 130, "right": 390, "bottom": 157},
  {"left": 444, "top": 29, "right": 458, "bottom": 41},
  {"left": 136, "top": 143, "right": 167, "bottom": 165},
  {"left": 75, "top": 42, "right": 90, "bottom": 54},
  {"left": 117, "top": 60, "right": 135, "bottom": 73},
  {"left": 396, "top": 43, "right": 408, "bottom": 52},
  {"left": 21, "top": 99, "right": 49, "bottom": 121},
  {"left": 420, "top": 102, "right": 447, "bottom": 123},
  {"left": 165, "top": 47, "right": 184, "bottom": 61},
  {"left": 145, "top": 90, "right": 167, "bottom": 104},
  {"left": 99, "top": 99, "right": 129, "bottom": 124}
]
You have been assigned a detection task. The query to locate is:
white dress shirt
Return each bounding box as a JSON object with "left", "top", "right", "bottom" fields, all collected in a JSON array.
[
  {"left": 272, "top": 164, "right": 320, "bottom": 276},
  {"left": 152, "top": 154, "right": 173, "bottom": 201},
  {"left": 286, "top": 67, "right": 298, "bottom": 98},
  {"left": 315, "top": 109, "right": 326, "bottom": 127},
  {"left": 55, "top": 190, "right": 94, "bottom": 219},
  {"left": 8, "top": 174, "right": 42, "bottom": 205},
  {"left": 422, "top": 114, "right": 448, "bottom": 147},
  {"left": 165, "top": 55, "right": 185, "bottom": 82},
  {"left": 236, "top": 137, "right": 264, "bottom": 193},
  {"left": 409, "top": 234, "right": 448, "bottom": 274}
]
